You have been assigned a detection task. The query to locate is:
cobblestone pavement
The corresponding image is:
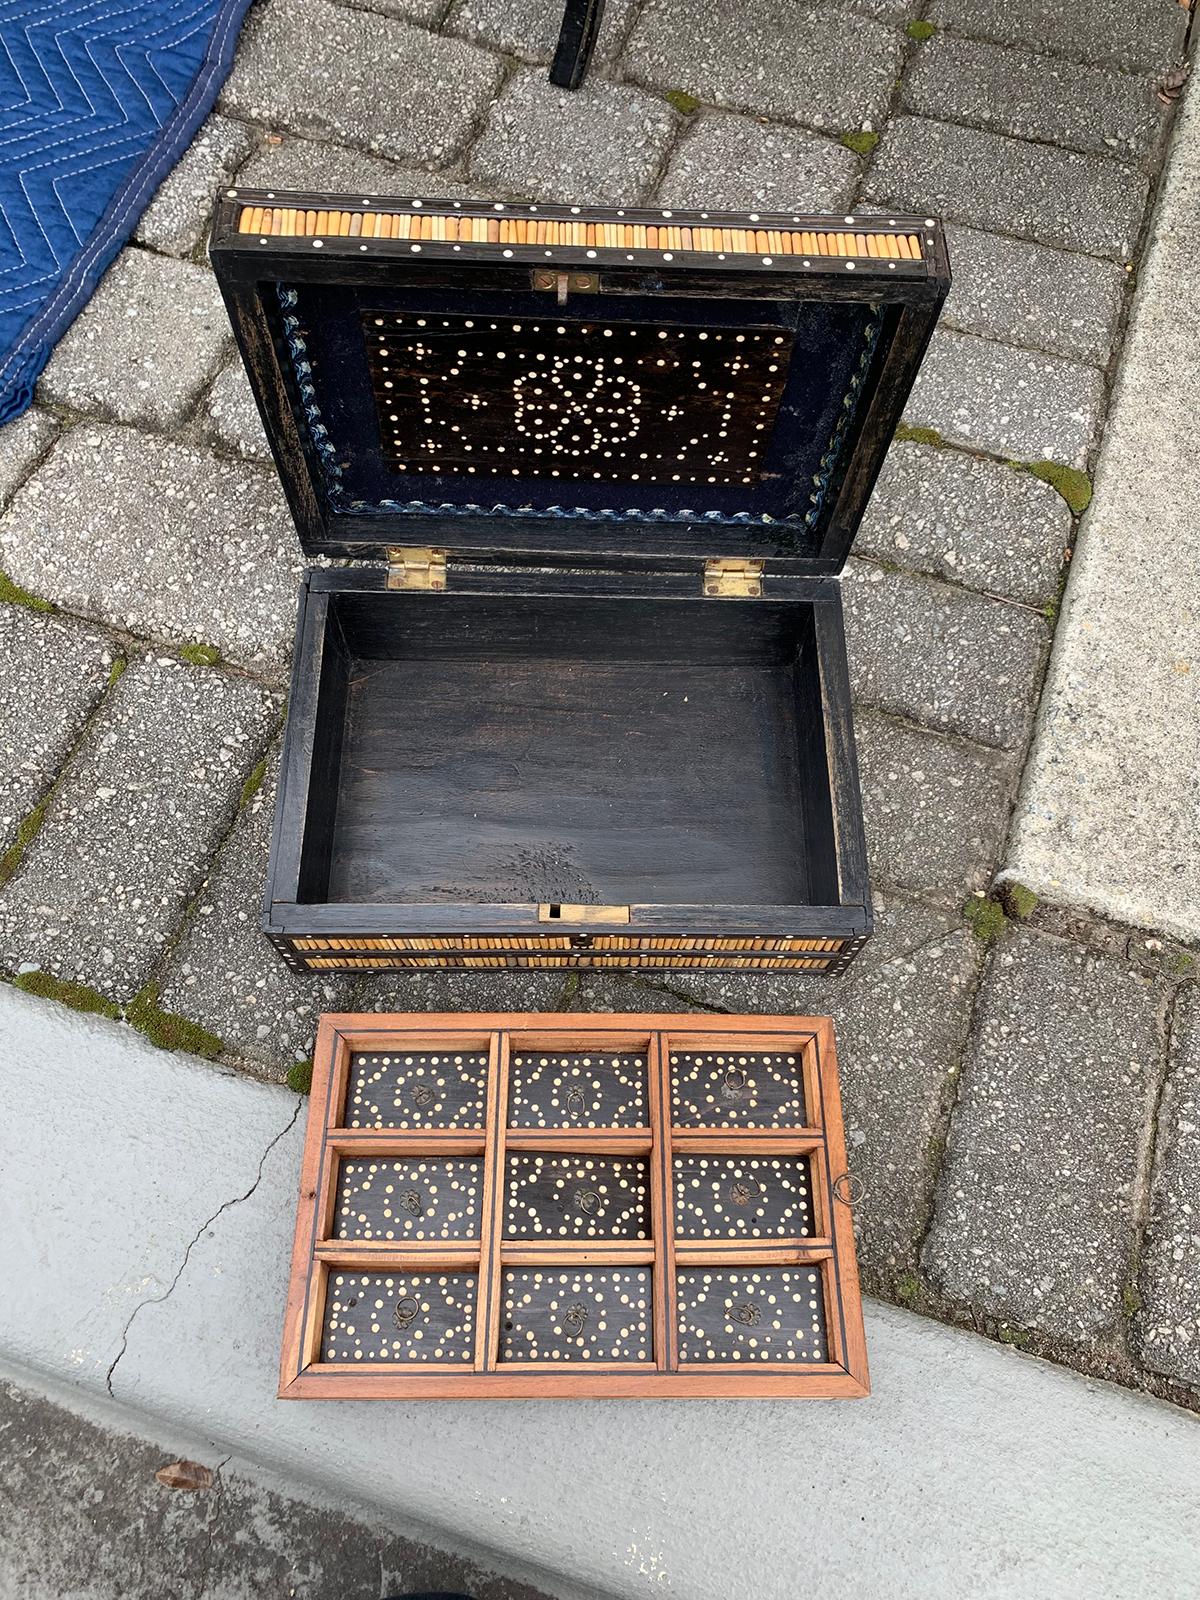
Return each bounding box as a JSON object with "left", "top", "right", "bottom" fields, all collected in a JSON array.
[{"left": 0, "top": 0, "right": 1196, "bottom": 1409}]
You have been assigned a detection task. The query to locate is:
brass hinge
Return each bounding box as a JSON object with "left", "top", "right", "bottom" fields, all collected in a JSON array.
[
  {"left": 538, "top": 902, "right": 631, "bottom": 924},
  {"left": 531, "top": 269, "right": 599, "bottom": 305},
  {"left": 703, "top": 557, "right": 764, "bottom": 598},
  {"left": 386, "top": 546, "right": 447, "bottom": 591}
]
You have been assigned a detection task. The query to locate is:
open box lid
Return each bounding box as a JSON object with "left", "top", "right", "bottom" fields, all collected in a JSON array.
[{"left": 209, "top": 190, "right": 949, "bottom": 576}]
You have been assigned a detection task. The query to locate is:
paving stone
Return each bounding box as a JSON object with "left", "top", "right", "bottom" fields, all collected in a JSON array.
[
  {"left": 904, "top": 328, "right": 1104, "bottom": 467},
  {"left": 448, "top": 0, "right": 638, "bottom": 64},
  {"left": 856, "top": 707, "right": 1014, "bottom": 902},
  {"left": 941, "top": 223, "right": 1126, "bottom": 367},
  {"left": 235, "top": 135, "right": 477, "bottom": 197},
  {"left": 134, "top": 114, "right": 256, "bottom": 257},
  {"left": 623, "top": 0, "right": 902, "bottom": 133},
  {"left": 581, "top": 896, "right": 981, "bottom": 1280},
  {"left": 857, "top": 440, "right": 1071, "bottom": 606},
  {"left": 221, "top": 0, "right": 504, "bottom": 166},
  {"left": 926, "top": 0, "right": 1187, "bottom": 75},
  {"left": 202, "top": 360, "right": 271, "bottom": 462},
  {"left": 1135, "top": 985, "right": 1200, "bottom": 1386},
  {"left": 0, "top": 425, "right": 302, "bottom": 676},
  {"left": 159, "top": 755, "right": 351, "bottom": 1078},
  {"left": 654, "top": 111, "right": 857, "bottom": 211},
  {"left": 0, "top": 409, "right": 58, "bottom": 508},
  {"left": 865, "top": 116, "right": 1149, "bottom": 260},
  {"left": 350, "top": 969, "right": 573, "bottom": 1013},
  {"left": 0, "top": 656, "right": 278, "bottom": 1001},
  {"left": 903, "top": 34, "right": 1166, "bottom": 165},
  {"left": 843, "top": 559, "right": 1049, "bottom": 751},
  {"left": 1000, "top": 81, "right": 1200, "bottom": 948},
  {"left": 468, "top": 71, "right": 678, "bottom": 206},
  {"left": 38, "top": 250, "right": 231, "bottom": 430},
  {"left": 923, "top": 929, "right": 1164, "bottom": 1344},
  {"left": 0, "top": 607, "right": 115, "bottom": 851},
  {"left": 340, "top": 0, "right": 449, "bottom": 20}
]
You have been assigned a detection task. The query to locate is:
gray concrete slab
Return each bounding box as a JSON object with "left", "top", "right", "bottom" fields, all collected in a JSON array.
[
  {"left": 902, "top": 34, "right": 1166, "bottom": 164},
  {"left": 654, "top": 111, "right": 858, "bottom": 211},
  {"left": 448, "top": 0, "right": 638, "bottom": 65},
  {"left": 0, "top": 425, "right": 301, "bottom": 676},
  {"left": 0, "top": 657, "right": 278, "bottom": 1003},
  {"left": 221, "top": 0, "right": 504, "bottom": 165},
  {"left": 857, "top": 439, "right": 1070, "bottom": 606},
  {"left": 941, "top": 223, "right": 1127, "bottom": 367},
  {"left": 201, "top": 360, "right": 271, "bottom": 462},
  {"left": 467, "top": 71, "right": 678, "bottom": 205},
  {"left": 2, "top": 982, "right": 1198, "bottom": 1600},
  {"left": 1134, "top": 983, "right": 1200, "bottom": 1386},
  {"left": 903, "top": 327, "right": 1105, "bottom": 467},
  {"left": 234, "top": 133, "right": 478, "bottom": 196},
  {"left": 924, "top": 928, "right": 1165, "bottom": 1345},
  {"left": 622, "top": 0, "right": 902, "bottom": 133},
  {"left": 0, "top": 607, "right": 115, "bottom": 853},
  {"left": 1000, "top": 78, "right": 1200, "bottom": 946},
  {"left": 37, "top": 250, "right": 231, "bottom": 430},
  {"left": 843, "top": 559, "right": 1049, "bottom": 751},
  {"left": 0, "top": 1374, "right": 560, "bottom": 1600},
  {"left": 134, "top": 114, "right": 256, "bottom": 258},
  {"left": 865, "top": 115, "right": 1149, "bottom": 259},
  {"left": 925, "top": 0, "right": 1187, "bottom": 75}
]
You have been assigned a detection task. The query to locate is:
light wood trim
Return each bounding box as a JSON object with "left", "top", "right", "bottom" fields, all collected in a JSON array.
[
  {"left": 278, "top": 1014, "right": 340, "bottom": 1393},
  {"left": 325, "top": 1131, "right": 487, "bottom": 1156},
  {"left": 500, "top": 1242, "right": 655, "bottom": 1266},
  {"left": 648, "top": 1031, "right": 679, "bottom": 1372},
  {"left": 313, "top": 1242, "right": 480, "bottom": 1267},
  {"left": 280, "top": 1367, "right": 868, "bottom": 1400},
  {"left": 474, "top": 1030, "right": 509, "bottom": 1371},
  {"left": 504, "top": 1129, "right": 653, "bottom": 1155},
  {"left": 815, "top": 1018, "right": 870, "bottom": 1392}
]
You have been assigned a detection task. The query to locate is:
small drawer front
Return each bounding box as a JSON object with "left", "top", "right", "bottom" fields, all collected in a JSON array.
[
  {"left": 500, "top": 1268, "right": 652, "bottom": 1363},
  {"left": 344, "top": 1048, "right": 488, "bottom": 1129},
  {"left": 333, "top": 1157, "right": 483, "bottom": 1242},
  {"left": 670, "top": 1047, "right": 807, "bottom": 1128},
  {"left": 508, "top": 1049, "right": 648, "bottom": 1128},
  {"left": 504, "top": 1154, "right": 650, "bottom": 1241},
  {"left": 322, "top": 1270, "right": 476, "bottom": 1363},
  {"left": 676, "top": 1267, "right": 827, "bottom": 1364},
  {"left": 673, "top": 1155, "right": 815, "bottom": 1240}
]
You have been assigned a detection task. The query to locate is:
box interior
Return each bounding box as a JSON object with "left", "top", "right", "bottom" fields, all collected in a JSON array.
[{"left": 293, "top": 590, "right": 841, "bottom": 911}]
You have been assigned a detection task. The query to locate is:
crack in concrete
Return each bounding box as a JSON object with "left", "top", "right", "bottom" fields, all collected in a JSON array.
[
  {"left": 104, "top": 1100, "right": 303, "bottom": 1399},
  {"left": 193, "top": 1453, "right": 233, "bottom": 1600}
]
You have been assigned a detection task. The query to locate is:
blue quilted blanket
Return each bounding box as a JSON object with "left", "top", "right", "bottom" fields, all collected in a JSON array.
[{"left": 0, "top": 0, "right": 252, "bottom": 422}]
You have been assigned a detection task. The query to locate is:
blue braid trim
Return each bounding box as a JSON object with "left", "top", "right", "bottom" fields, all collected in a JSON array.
[
  {"left": 804, "top": 303, "right": 884, "bottom": 529},
  {"left": 275, "top": 285, "right": 344, "bottom": 497}
]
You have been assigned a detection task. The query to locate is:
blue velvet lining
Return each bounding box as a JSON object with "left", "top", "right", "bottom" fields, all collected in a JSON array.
[{"left": 276, "top": 280, "right": 883, "bottom": 539}]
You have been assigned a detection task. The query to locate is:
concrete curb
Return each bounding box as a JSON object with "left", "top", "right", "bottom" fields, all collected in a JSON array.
[
  {"left": 2, "top": 983, "right": 1198, "bottom": 1599},
  {"left": 1001, "top": 73, "right": 1200, "bottom": 944}
]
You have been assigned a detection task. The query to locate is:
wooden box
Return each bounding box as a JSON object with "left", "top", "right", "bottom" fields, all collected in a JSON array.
[
  {"left": 281, "top": 1012, "right": 867, "bottom": 1399},
  {"left": 210, "top": 196, "right": 949, "bottom": 975}
]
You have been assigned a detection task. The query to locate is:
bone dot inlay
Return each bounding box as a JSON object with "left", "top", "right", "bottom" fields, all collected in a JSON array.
[
  {"left": 344, "top": 1049, "right": 487, "bottom": 1128},
  {"left": 363, "top": 311, "right": 791, "bottom": 487},
  {"left": 677, "top": 1268, "right": 827, "bottom": 1362},
  {"left": 508, "top": 1050, "right": 647, "bottom": 1128},
  {"left": 673, "top": 1155, "right": 813, "bottom": 1239},
  {"left": 500, "top": 1268, "right": 651, "bottom": 1362},
  {"left": 504, "top": 1154, "right": 649, "bottom": 1239},
  {"left": 322, "top": 1272, "right": 475, "bottom": 1362},
  {"left": 669, "top": 1049, "right": 806, "bottom": 1127},
  {"left": 333, "top": 1157, "right": 482, "bottom": 1241}
]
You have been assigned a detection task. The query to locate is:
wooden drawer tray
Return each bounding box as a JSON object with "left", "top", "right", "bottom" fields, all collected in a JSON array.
[{"left": 281, "top": 1012, "right": 868, "bottom": 1399}]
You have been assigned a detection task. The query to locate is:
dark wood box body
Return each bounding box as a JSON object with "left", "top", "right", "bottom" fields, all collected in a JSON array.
[{"left": 210, "top": 195, "right": 949, "bottom": 975}]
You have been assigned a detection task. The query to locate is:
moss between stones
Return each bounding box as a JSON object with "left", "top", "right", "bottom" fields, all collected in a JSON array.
[
  {"left": 893, "top": 423, "right": 945, "bottom": 447},
  {"left": 1042, "top": 566, "right": 1070, "bottom": 625},
  {"left": 964, "top": 895, "right": 1006, "bottom": 943},
  {"left": 1001, "top": 882, "right": 1039, "bottom": 922},
  {"left": 126, "top": 987, "right": 223, "bottom": 1058},
  {"left": 13, "top": 968, "right": 121, "bottom": 1018},
  {"left": 839, "top": 130, "right": 880, "bottom": 158},
  {"left": 1014, "top": 460, "right": 1093, "bottom": 516},
  {"left": 240, "top": 757, "right": 268, "bottom": 808},
  {"left": 1122, "top": 1283, "right": 1142, "bottom": 1319},
  {"left": 286, "top": 1058, "right": 314, "bottom": 1095},
  {"left": 178, "top": 642, "right": 222, "bottom": 667},
  {"left": 905, "top": 19, "right": 935, "bottom": 40},
  {"left": 894, "top": 1271, "right": 921, "bottom": 1307},
  {"left": 663, "top": 88, "right": 701, "bottom": 116},
  {"left": 0, "top": 799, "right": 48, "bottom": 888},
  {"left": 106, "top": 656, "right": 127, "bottom": 688},
  {"left": 997, "top": 1325, "right": 1032, "bottom": 1349},
  {"left": 0, "top": 568, "right": 55, "bottom": 613}
]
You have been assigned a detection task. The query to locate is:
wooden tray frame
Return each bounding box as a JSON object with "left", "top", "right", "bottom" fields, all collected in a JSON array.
[{"left": 281, "top": 1012, "right": 868, "bottom": 1399}]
